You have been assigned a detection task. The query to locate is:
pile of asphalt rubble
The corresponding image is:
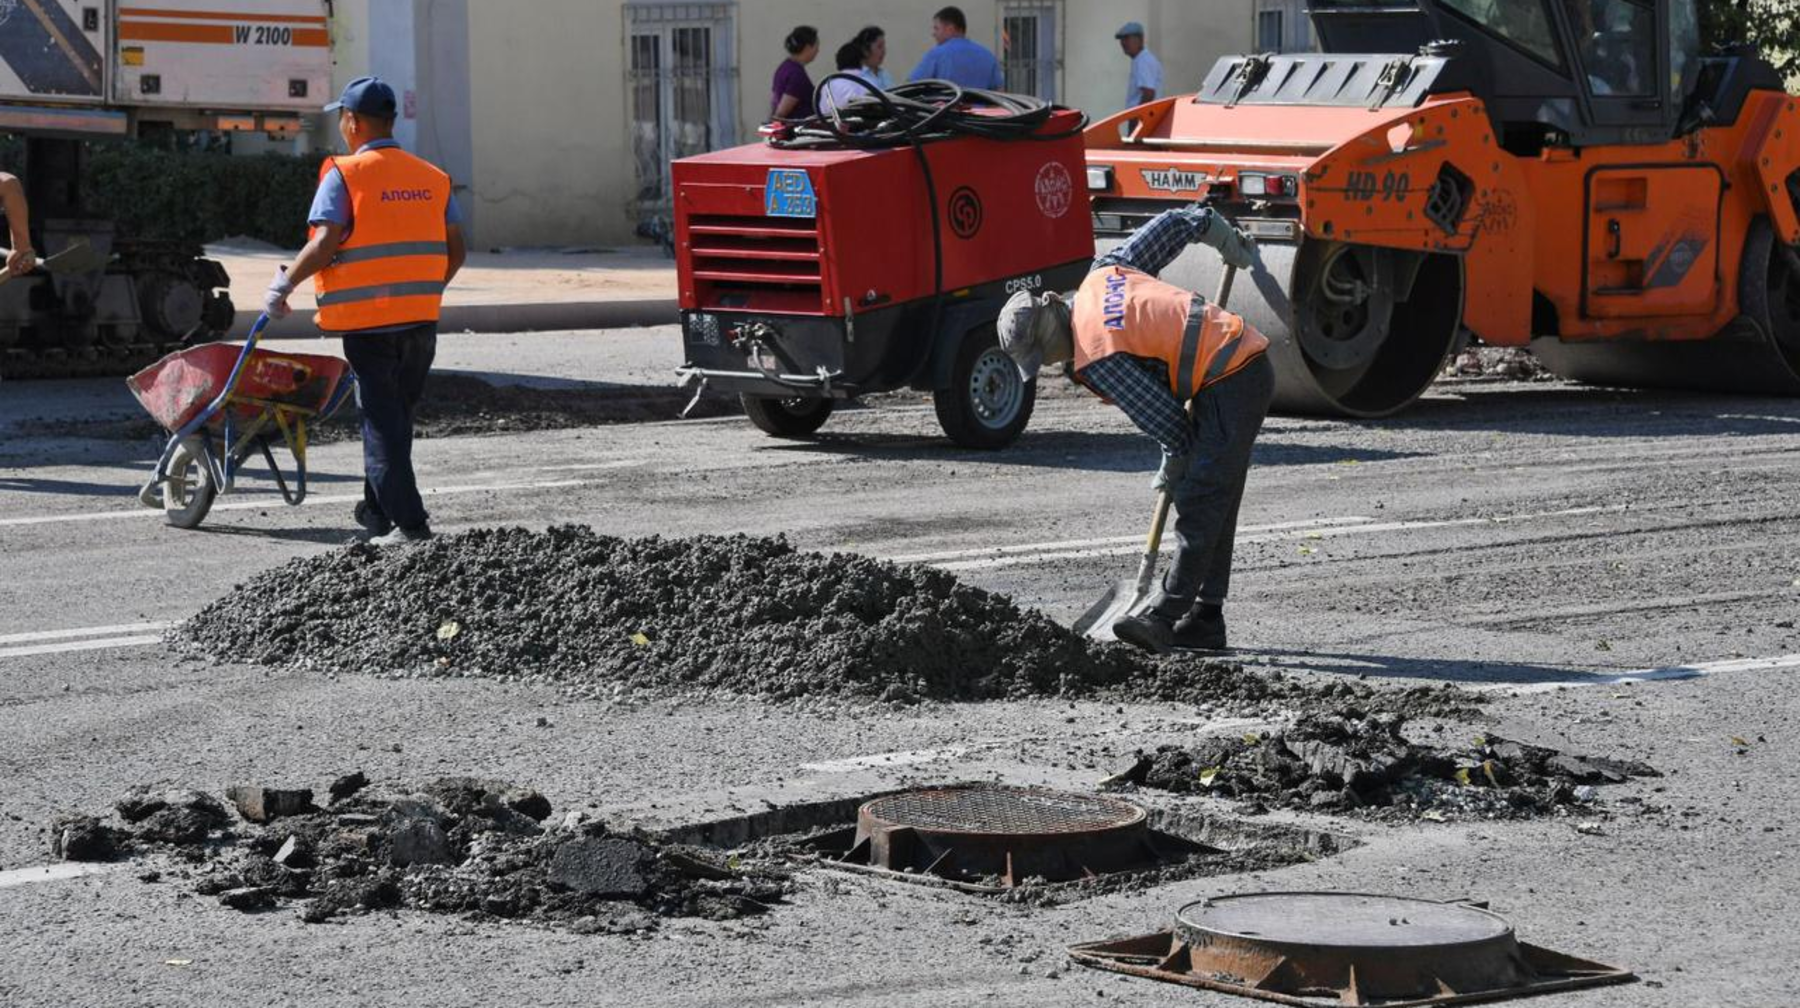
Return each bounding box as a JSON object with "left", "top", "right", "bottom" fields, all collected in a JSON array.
[
  {"left": 1112, "top": 708, "right": 1658, "bottom": 819},
  {"left": 180, "top": 526, "right": 1472, "bottom": 716},
  {"left": 51, "top": 776, "right": 786, "bottom": 932}
]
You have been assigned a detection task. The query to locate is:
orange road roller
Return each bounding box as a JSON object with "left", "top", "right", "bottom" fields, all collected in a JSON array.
[{"left": 1084, "top": 0, "right": 1800, "bottom": 416}]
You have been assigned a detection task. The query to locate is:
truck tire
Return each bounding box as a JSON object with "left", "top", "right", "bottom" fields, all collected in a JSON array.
[
  {"left": 164, "top": 435, "right": 217, "bottom": 529},
  {"left": 933, "top": 323, "right": 1035, "bottom": 449},
  {"left": 741, "top": 394, "right": 834, "bottom": 438}
]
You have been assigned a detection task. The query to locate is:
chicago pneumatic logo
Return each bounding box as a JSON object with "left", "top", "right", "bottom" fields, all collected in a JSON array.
[
  {"left": 1035, "top": 162, "right": 1073, "bottom": 219},
  {"left": 948, "top": 186, "right": 983, "bottom": 239}
]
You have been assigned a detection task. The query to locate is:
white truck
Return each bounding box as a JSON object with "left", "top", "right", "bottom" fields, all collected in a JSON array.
[{"left": 0, "top": 0, "right": 332, "bottom": 376}]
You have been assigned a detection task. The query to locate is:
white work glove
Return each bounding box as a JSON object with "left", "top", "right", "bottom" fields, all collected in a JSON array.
[
  {"left": 1198, "top": 214, "right": 1257, "bottom": 270},
  {"left": 4, "top": 246, "right": 37, "bottom": 278},
  {"left": 1151, "top": 451, "right": 1191, "bottom": 494},
  {"left": 264, "top": 265, "right": 294, "bottom": 320}
]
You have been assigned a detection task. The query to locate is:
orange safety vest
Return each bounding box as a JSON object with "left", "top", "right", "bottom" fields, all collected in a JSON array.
[
  {"left": 1071, "top": 265, "right": 1268, "bottom": 399},
  {"left": 311, "top": 147, "right": 451, "bottom": 333}
]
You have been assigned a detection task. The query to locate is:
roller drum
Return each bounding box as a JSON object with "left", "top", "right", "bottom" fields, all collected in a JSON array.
[{"left": 1094, "top": 236, "right": 1464, "bottom": 418}]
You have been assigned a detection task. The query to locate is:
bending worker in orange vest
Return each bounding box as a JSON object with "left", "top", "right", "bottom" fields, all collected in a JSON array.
[
  {"left": 997, "top": 206, "right": 1269, "bottom": 653},
  {"left": 265, "top": 76, "right": 466, "bottom": 545}
]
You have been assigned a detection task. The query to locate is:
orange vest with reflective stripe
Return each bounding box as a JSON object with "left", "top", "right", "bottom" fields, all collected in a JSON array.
[
  {"left": 1071, "top": 265, "right": 1268, "bottom": 399},
  {"left": 311, "top": 147, "right": 451, "bottom": 333}
]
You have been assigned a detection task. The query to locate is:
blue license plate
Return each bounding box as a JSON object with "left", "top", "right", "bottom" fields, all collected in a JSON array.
[{"left": 764, "top": 168, "right": 816, "bottom": 218}]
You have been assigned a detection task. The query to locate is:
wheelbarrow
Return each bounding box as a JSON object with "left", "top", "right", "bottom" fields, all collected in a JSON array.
[{"left": 128, "top": 314, "right": 356, "bottom": 529}]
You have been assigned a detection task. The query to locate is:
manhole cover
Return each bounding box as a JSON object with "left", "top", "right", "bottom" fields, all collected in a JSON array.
[
  {"left": 853, "top": 785, "right": 1157, "bottom": 885},
  {"left": 1070, "top": 892, "right": 1635, "bottom": 1006}
]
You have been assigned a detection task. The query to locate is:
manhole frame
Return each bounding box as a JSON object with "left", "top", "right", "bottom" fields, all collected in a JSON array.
[
  {"left": 653, "top": 784, "right": 1350, "bottom": 902},
  {"left": 1069, "top": 891, "right": 1636, "bottom": 1006}
]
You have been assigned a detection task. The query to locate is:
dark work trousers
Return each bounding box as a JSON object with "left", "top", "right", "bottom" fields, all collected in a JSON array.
[
  {"left": 341, "top": 323, "right": 437, "bottom": 532},
  {"left": 1152, "top": 352, "right": 1274, "bottom": 615}
]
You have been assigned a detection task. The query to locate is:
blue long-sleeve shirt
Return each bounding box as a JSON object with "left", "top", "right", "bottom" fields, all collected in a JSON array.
[
  {"left": 1077, "top": 207, "right": 1217, "bottom": 456},
  {"left": 908, "top": 37, "right": 1004, "bottom": 90}
]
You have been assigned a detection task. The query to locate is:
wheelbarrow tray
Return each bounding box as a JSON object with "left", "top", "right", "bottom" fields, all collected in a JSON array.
[{"left": 128, "top": 343, "right": 352, "bottom": 432}]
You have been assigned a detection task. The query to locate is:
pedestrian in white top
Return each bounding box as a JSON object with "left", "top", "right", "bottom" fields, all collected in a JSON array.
[
  {"left": 821, "top": 41, "right": 877, "bottom": 115},
  {"left": 1117, "top": 21, "right": 1162, "bottom": 109},
  {"left": 855, "top": 25, "right": 894, "bottom": 90}
]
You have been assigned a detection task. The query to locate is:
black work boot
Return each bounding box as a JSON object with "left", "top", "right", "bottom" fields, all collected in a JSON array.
[
  {"left": 1113, "top": 610, "right": 1178, "bottom": 655},
  {"left": 1173, "top": 604, "right": 1228, "bottom": 651},
  {"left": 354, "top": 501, "right": 394, "bottom": 538}
]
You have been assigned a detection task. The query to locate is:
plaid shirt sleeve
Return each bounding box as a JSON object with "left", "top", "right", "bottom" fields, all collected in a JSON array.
[
  {"left": 1078, "top": 354, "right": 1194, "bottom": 457},
  {"left": 1092, "top": 206, "right": 1214, "bottom": 280}
]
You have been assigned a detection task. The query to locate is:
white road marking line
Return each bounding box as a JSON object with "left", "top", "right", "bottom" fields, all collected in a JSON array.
[
  {"left": 0, "top": 478, "right": 591, "bottom": 529},
  {"left": 0, "top": 635, "right": 164, "bottom": 659},
  {"left": 0, "top": 621, "right": 173, "bottom": 645},
  {"left": 799, "top": 745, "right": 974, "bottom": 773},
  {"left": 885, "top": 517, "right": 1374, "bottom": 565},
  {"left": 1716, "top": 413, "right": 1800, "bottom": 425},
  {"left": 924, "top": 505, "right": 1623, "bottom": 572},
  {"left": 536, "top": 460, "right": 648, "bottom": 472},
  {"left": 0, "top": 862, "right": 112, "bottom": 889},
  {"left": 1493, "top": 653, "right": 1800, "bottom": 694}
]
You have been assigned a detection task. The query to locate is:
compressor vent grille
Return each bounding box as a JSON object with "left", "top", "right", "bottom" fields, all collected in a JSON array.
[{"left": 686, "top": 214, "right": 824, "bottom": 313}]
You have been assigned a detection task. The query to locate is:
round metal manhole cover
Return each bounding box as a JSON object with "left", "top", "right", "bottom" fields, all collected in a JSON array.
[
  {"left": 853, "top": 785, "right": 1156, "bottom": 885},
  {"left": 1171, "top": 893, "right": 1534, "bottom": 1003},
  {"left": 860, "top": 785, "right": 1146, "bottom": 836},
  {"left": 1178, "top": 892, "right": 1513, "bottom": 949}
]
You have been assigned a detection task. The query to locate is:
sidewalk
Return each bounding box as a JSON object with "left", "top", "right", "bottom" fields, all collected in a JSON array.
[{"left": 209, "top": 241, "right": 679, "bottom": 338}]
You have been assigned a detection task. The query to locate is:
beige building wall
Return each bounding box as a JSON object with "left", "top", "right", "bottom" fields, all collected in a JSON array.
[{"left": 322, "top": 1, "right": 1262, "bottom": 247}]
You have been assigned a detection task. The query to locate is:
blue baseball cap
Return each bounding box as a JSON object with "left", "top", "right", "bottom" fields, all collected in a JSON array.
[
  {"left": 324, "top": 76, "right": 398, "bottom": 117},
  {"left": 1115, "top": 21, "right": 1145, "bottom": 38}
]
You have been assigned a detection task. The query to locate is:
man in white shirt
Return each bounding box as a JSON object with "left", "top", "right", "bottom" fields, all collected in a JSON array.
[{"left": 1117, "top": 21, "right": 1162, "bottom": 109}]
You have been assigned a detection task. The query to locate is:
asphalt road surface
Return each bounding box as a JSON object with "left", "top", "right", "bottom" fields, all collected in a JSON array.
[{"left": 2, "top": 328, "right": 1796, "bottom": 1006}]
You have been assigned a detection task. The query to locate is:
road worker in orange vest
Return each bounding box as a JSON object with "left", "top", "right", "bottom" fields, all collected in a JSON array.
[
  {"left": 267, "top": 76, "right": 466, "bottom": 545},
  {"left": 997, "top": 206, "right": 1270, "bottom": 654}
]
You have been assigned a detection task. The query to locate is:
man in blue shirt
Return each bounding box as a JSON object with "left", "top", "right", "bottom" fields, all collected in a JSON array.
[
  {"left": 908, "top": 6, "right": 1003, "bottom": 90},
  {"left": 265, "top": 77, "right": 465, "bottom": 545}
]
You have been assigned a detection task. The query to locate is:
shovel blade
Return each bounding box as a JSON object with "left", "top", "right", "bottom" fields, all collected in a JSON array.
[
  {"left": 43, "top": 239, "right": 106, "bottom": 275},
  {"left": 1073, "top": 578, "right": 1150, "bottom": 641}
]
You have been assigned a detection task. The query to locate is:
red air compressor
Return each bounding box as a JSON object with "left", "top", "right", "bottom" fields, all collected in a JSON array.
[{"left": 673, "top": 83, "right": 1096, "bottom": 448}]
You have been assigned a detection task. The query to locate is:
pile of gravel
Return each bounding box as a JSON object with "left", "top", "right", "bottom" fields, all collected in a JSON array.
[
  {"left": 1112, "top": 709, "right": 1656, "bottom": 819},
  {"left": 1443, "top": 346, "right": 1553, "bottom": 382},
  {"left": 182, "top": 527, "right": 1145, "bottom": 702},
  {"left": 179, "top": 526, "right": 1480, "bottom": 715},
  {"left": 53, "top": 777, "right": 787, "bottom": 933}
]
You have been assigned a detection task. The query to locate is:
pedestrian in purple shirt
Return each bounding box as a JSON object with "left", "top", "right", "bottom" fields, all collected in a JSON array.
[{"left": 771, "top": 26, "right": 820, "bottom": 120}]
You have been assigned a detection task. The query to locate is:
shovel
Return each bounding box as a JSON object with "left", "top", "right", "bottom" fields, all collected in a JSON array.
[
  {"left": 0, "top": 239, "right": 106, "bottom": 287},
  {"left": 1074, "top": 261, "right": 1239, "bottom": 641}
]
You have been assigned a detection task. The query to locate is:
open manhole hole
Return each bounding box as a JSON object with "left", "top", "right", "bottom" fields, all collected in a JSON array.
[
  {"left": 1069, "top": 892, "right": 1635, "bottom": 1005},
  {"left": 657, "top": 784, "right": 1347, "bottom": 902}
]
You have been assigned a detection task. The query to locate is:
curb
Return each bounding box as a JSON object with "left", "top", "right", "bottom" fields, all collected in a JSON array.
[{"left": 233, "top": 299, "right": 679, "bottom": 339}]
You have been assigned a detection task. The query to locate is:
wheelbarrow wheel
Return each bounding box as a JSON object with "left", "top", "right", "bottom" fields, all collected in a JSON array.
[{"left": 163, "top": 434, "right": 217, "bottom": 529}]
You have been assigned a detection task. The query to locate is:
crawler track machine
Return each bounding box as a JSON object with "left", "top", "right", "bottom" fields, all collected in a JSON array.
[{"left": 1085, "top": 0, "right": 1800, "bottom": 416}]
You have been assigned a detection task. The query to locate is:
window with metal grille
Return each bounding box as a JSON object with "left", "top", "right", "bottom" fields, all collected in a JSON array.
[
  {"left": 998, "top": 2, "right": 1061, "bottom": 100},
  {"left": 1257, "top": 10, "right": 1284, "bottom": 50},
  {"left": 1255, "top": 1, "right": 1313, "bottom": 53},
  {"left": 625, "top": 2, "right": 738, "bottom": 221}
]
